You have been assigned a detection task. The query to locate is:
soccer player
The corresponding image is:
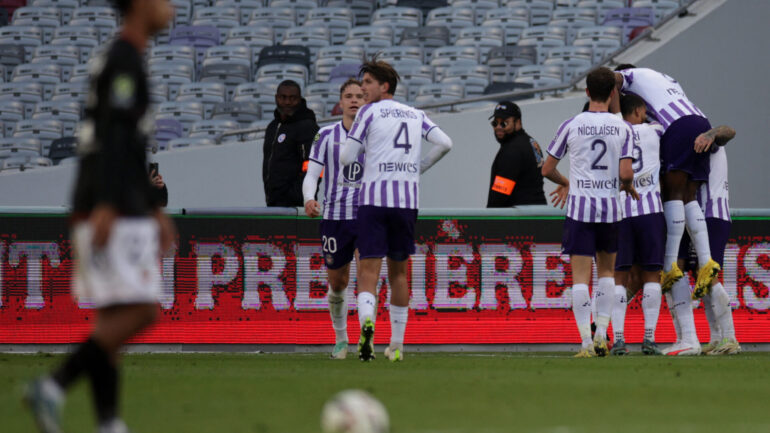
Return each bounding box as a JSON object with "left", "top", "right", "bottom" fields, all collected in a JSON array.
[
  {"left": 613, "top": 65, "right": 720, "bottom": 300},
  {"left": 340, "top": 58, "right": 453, "bottom": 362},
  {"left": 302, "top": 79, "right": 366, "bottom": 359},
  {"left": 609, "top": 94, "right": 666, "bottom": 356},
  {"left": 664, "top": 125, "right": 739, "bottom": 356},
  {"left": 23, "top": 1, "right": 176, "bottom": 432},
  {"left": 542, "top": 67, "right": 638, "bottom": 358}
]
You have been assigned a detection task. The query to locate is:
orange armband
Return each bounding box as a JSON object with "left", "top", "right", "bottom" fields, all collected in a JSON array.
[{"left": 491, "top": 176, "right": 516, "bottom": 195}]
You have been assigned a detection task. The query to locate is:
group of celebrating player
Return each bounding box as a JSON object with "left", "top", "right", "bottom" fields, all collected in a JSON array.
[{"left": 542, "top": 65, "right": 738, "bottom": 358}]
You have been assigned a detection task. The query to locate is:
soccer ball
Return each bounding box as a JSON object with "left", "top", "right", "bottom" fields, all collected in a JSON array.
[{"left": 320, "top": 389, "right": 390, "bottom": 433}]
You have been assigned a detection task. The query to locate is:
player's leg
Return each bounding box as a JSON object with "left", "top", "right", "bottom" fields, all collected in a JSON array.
[
  {"left": 610, "top": 269, "right": 629, "bottom": 356},
  {"left": 327, "top": 263, "right": 351, "bottom": 359},
  {"left": 594, "top": 250, "right": 618, "bottom": 357},
  {"left": 661, "top": 170, "right": 688, "bottom": 291},
  {"left": 684, "top": 181, "right": 719, "bottom": 298},
  {"left": 667, "top": 271, "right": 701, "bottom": 356},
  {"left": 382, "top": 207, "right": 417, "bottom": 362},
  {"left": 562, "top": 218, "right": 598, "bottom": 357},
  {"left": 640, "top": 270, "right": 663, "bottom": 355},
  {"left": 705, "top": 218, "right": 740, "bottom": 355},
  {"left": 354, "top": 206, "right": 387, "bottom": 361},
  {"left": 701, "top": 293, "right": 721, "bottom": 354}
]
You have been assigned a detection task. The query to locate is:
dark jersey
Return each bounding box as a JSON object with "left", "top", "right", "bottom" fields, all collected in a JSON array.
[{"left": 72, "top": 38, "right": 160, "bottom": 216}]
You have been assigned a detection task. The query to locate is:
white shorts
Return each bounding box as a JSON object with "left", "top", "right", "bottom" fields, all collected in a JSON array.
[{"left": 73, "top": 217, "right": 161, "bottom": 308}]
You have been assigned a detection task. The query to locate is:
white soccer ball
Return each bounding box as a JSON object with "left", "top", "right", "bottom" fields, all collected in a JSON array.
[{"left": 320, "top": 389, "right": 390, "bottom": 433}]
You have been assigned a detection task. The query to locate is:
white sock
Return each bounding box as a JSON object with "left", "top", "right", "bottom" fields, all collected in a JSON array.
[
  {"left": 672, "top": 277, "right": 697, "bottom": 344},
  {"left": 702, "top": 293, "right": 720, "bottom": 342},
  {"left": 357, "top": 292, "right": 376, "bottom": 328},
  {"left": 611, "top": 285, "right": 627, "bottom": 342},
  {"left": 572, "top": 284, "right": 593, "bottom": 348},
  {"left": 665, "top": 292, "right": 681, "bottom": 343},
  {"left": 711, "top": 282, "right": 735, "bottom": 340},
  {"left": 328, "top": 290, "right": 348, "bottom": 343},
  {"left": 663, "top": 201, "right": 686, "bottom": 271},
  {"left": 594, "top": 277, "right": 614, "bottom": 338},
  {"left": 591, "top": 288, "right": 598, "bottom": 323},
  {"left": 684, "top": 201, "right": 712, "bottom": 266},
  {"left": 389, "top": 305, "right": 408, "bottom": 348},
  {"left": 642, "top": 282, "right": 662, "bottom": 341}
]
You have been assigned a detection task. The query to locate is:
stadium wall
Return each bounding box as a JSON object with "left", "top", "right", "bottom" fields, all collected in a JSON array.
[{"left": 1, "top": 211, "right": 768, "bottom": 345}]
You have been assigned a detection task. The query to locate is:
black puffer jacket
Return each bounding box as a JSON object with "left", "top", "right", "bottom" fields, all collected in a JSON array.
[{"left": 262, "top": 99, "right": 319, "bottom": 207}]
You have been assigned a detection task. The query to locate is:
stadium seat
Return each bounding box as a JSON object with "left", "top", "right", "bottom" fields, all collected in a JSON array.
[
  {"left": 454, "top": 26, "right": 503, "bottom": 63},
  {"left": 577, "top": 0, "right": 625, "bottom": 24},
  {"left": 149, "top": 61, "right": 194, "bottom": 100},
  {"left": 481, "top": 7, "right": 529, "bottom": 45},
  {"left": 249, "top": 8, "right": 297, "bottom": 42},
  {"left": 168, "top": 137, "right": 214, "bottom": 149},
  {"left": 257, "top": 45, "right": 311, "bottom": 69},
  {"left": 372, "top": 7, "right": 422, "bottom": 35},
  {"left": 399, "top": 26, "right": 450, "bottom": 61},
  {"left": 304, "top": 95, "right": 326, "bottom": 118},
  {"left": 429, "top": 45, "right": 479, "bottom": 81},
  {"left": 202, "top": 44, "right": 253, "bottom": 74},
  {"left": 200, "top": 64, "right": 250, "bottom": 100},
  {"left": 226, "top": 27, "right": 275, "bottom": 66},
  {"left": 396, "top": 0, "right": 448, "bottom": 22},
  {"left": 31, "top": 101, "right": 80, "bottom": 136},
  {"left": 414, "top": 82, "right": 464, "bottom": 109},
  {"left": 602, "top": 7, "right": 655, "bottom": 43},
  {"left": 169, "top": 25, "right": 220, "bottom": 66},
  {"left": 573, "top": 33, "right": 621, "bottom": 63},
  {"left": 482, "top": 81, "right": 534, "bottom": 98},
  {"left": 344, "top": 25, "right": 394, "bottom": 54},
  {"left": 632, "top": 0, "right": 679, "bottom": 24},
  {"left": 514, "top": 64, "right": 564, "bottom": 88},
  {"left": 192, "top": 7, "right": 240, "bottom": 42},
  {"left": 447, "top": 0, "right": 498, "bottom": 25},
  {"left": 156, "top": 103, "right": 203, "bottom": 137},
  {"left": 70, "top": 7, "right": 118, "bottom": 43},
  {"left": 576, "top": 25, "right": 623, "bottom": 43},
  {"left": 176, "top": 82, "right": 227, "bottom": 119},
  {"left": 379, "top": 45, "right": 424, "bottom": 66},
  {"left": 233, "top": 83, "right": 276, "bottom": 117},
  {"left": 392, "top": 81, "right": 408, "bottom": 102},
  {"left": 150, "top": 44, "right": 197, "bottom": 76},
  {"left": 30, "top": 0, "right": 77, "bottom": 24},
  {"left": 47, "top": 136, "right": 77, "bottom": 164},
  {"left": 148, "top": 80, "right": 169, "bottom": 104},
  {"left": 214, "top": 0, "right": 262, "bottom": 25},
  {"left": 550, "top": 8, "right": 598, "bottom": 44},
  {"left": 68, "top": 63, "right": 90, "bottom": 83},
  {"left": 306, "top": 82, "right": 343, "bottom": 114},
  {"left": 328, "top": 63, "right": 361, "bottom": 83},
  {"left": 506, "top": 0, "right": 553, "bottom": 26},
  {"left": 517, "top": 26, "right": 567, "bottom": 63},
  {"left": 395, "top": 63, "right": 433, "bottom": 101},
  {"left": 189, "top": 119, "right": 240, "bottom": 142},
  {"left": 282, "top": 26, "right": 331, "bottom": 64},
  {"left": 0, "top": 100, "right": 24, "bottom": 136},
  {"left": 487, "top": 45, "right": 537, "bottom": 83},
  {"left": 52, "top": 81, "right": 87, "bottom": 104},
  {"left": 304, "top": 7, "right": 355, "bottom": 45},
  {"left": 0, "top": 7, "right": 7, "bottom": 27},
  {"left": 425, "top": 7, "right": 475, "bottom": 42},
  {"left": 0, "top": 44, "right": 25, "bottom": 82},
  {"left": 0, "top": 137, "right": 42, "bottom": 156},
  {"left": 154, "top": 118, "right": 184, "bottom": 151},
  {"left": 315, "top": 45, "right": 364, "bottom": 82},
  {"left": 170, "top": 0, "right": 192, "bottom": 26},
  {"left": 0, "top": 82, "right": 42, "bottom": 118},
  {"left": 211, "top": 101, "right": 261, "bottom": 126},
  {"left": 21, "top": 155, "right": 53, "bottom": 169},
  {"left": 0, "top": 155, "right": 34, "bottom": 171},
  {"left": 12, "top": 118, "right": 62, "bottom": 154},
  {"left": 326, "top": 0, "right": 376, "bottom": 26},
  {"left": 0, "top": 26, "right": 43, "bottom": 61},
  {"left": 256, "top": 63, "right": 309, "bottom": 87},
  {"left": 50, "top": 26, "right": 99, "bottom": 63},
  {"left": 270, "top": 0, "right": 317, "bottom": 24},
  {"left": 440, "top": 64, "right": 489, "bottom": 97},
  {"left": 31, "top": 45, "right": 79, "bottom": 82},
  {"left": 11, "top": 7, "right": 60, "bottom": 44},
  {"left": 11, "top": 62, "right": 60, "bottom": 100}
]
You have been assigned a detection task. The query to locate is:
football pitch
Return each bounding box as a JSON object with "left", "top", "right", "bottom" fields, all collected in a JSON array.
[{"left": 3, "top": 351, "right": 770, "bottom": 433}]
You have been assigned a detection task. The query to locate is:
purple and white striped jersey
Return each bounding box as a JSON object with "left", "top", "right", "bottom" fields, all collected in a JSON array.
[
  {"left": 346, "top": 99, "right": 438, "bottom": 209},
  {"left": 618, "top": 68, "right": 707, "bottom": 130},
  {"left": 308, "top": 121, "right": 364, "bottom": 220},
  {"left": 620, "top": 122, "right": 665, "bottom": 218},
  {"left": 547, "top": 111, "right": 635, "bottom": 223},
  {"left": 698, "top": 146, "right": 730, "bottom": 221}
]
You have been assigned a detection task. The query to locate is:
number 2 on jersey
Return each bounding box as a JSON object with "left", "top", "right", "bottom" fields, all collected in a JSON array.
[
  {"left": 591, "top": 139, "right": 608, "bottom": 170},
  {"left": 393, "top": 122, "right": 412, "bottom": 154}
]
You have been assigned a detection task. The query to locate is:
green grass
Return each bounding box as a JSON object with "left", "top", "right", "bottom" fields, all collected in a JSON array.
[{"left": 3, "top": 352, "right": 770, "bottom": 433}]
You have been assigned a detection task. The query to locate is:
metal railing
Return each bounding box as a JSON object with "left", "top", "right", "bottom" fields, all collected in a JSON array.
[{"left": 215, "top": 0, "right": 698, "bottom": 143}]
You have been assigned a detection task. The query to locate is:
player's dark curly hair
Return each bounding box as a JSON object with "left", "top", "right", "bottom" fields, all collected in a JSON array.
[
  {"left": 586, "top": 67, "right": 616, "bottom": 102},
  {"left": 614, "top": 63, "right": 636, "bottom": 71},
  {"left": 360, "top": 54, "right": 400, "bottom": 95},
  {"left": 620, "top": 94, "right": 646, "bottom": 117}
]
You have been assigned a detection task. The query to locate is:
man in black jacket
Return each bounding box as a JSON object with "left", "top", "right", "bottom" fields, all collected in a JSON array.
[
  {"left": 263, "top": 80, "right": 320, "bottom": 207},
  {"left": 487, "top": 101, "right": 547, "bottom": 207}
]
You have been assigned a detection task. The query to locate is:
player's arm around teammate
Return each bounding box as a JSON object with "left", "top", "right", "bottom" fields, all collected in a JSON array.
[{"left": 302, "top": 79, "right": 366, "bottom": 359}]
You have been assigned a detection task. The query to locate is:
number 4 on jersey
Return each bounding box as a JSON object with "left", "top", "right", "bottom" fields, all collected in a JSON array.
[{"left": 393, "top": 122, "right": 412, "bottom": 154}]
